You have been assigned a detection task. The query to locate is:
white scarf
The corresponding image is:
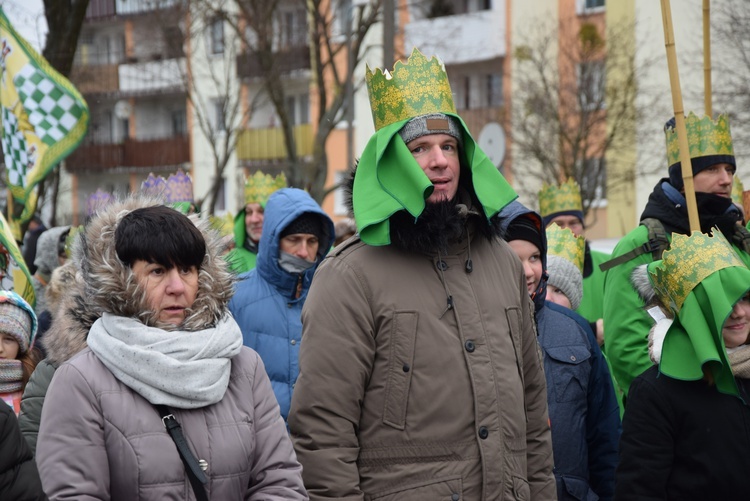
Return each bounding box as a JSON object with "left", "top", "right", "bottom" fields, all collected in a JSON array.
[{"left": 87, "top": 312, "right": 243, "bottom": 409}]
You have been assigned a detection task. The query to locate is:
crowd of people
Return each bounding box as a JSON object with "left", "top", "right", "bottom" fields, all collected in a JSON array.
[{"left": 1, "top": 48, "right": 749, "bottom": 501}]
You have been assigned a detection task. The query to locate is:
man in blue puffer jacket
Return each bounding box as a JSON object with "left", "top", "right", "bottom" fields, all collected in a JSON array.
[
  {"left": 500, "top": 200, "right": 620, "bottom": 501},
  {"left": 229, "top": 187, "right": 334, "bottom": 422}
]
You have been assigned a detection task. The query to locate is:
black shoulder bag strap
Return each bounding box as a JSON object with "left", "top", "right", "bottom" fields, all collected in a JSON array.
[
  {"left": 599, "top": 218, "right": 670, "bottom": 272},
  {"left": 155, "top": 405, "right": 209, "bottom": 501}
]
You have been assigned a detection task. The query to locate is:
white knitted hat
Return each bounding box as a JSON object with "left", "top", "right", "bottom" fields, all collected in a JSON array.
[{"left": 546, "top": 254, "right": 583, "bottom": 310}]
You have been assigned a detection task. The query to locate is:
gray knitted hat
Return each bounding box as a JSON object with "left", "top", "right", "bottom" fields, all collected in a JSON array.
[
  {"left": 398, "top": 113, "right": 463, "bottom": 146},
  {"left": 546, "top": 254, "right": 583, "bottom": 311}
]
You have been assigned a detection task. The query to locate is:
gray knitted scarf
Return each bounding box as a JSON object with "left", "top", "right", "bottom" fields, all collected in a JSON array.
[
  {"left": 87, "top": 312, "right": 243, "bottom": 409},
  {"left": 0, "top": 359, "right": 22, "bottom": 393},
  {"left": 728, "top": 345, "right": 750, "bottom": 379}
]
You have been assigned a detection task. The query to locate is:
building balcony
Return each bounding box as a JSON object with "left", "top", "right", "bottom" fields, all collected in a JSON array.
[
  {"left": 237, "top": 124, "right": 313, "bottom": 162},
  {"left": 69, "top": 64, "right": 119, "bottom": 95},
  {"left": 236, "top": 45, "right": 311, "bottom": 80},
  {"left": 66, "top": 135, "right": 190, "bottom": 172},
  {"left": 85, "top": 0, "right": 184, "bottom": 20},
  {"left": 118, "top": 58, "right": 185, "bottom": 96},
  {"left": 405, "top": 7, "right": 505, "bottom": 65}
]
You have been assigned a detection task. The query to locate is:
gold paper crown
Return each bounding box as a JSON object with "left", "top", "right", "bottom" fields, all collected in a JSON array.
[
  {"left": 365, "top": 48, "right": 456, "bottom": 131},
  {"left": 649, "top": 229, "right": 745, "bottom": 313},
  {"left": 538, "top": 178, "right": 583, "bottom": 218},
  {"left": 545, "top": 223, "right": 585, "bottom": 272},
  {"left": 244, "top": 171, "right": 287, "bottom": 206},
  {"left": 664, "top": 112, "right": 734, "bottom": 167},
  {"left": 732, "top": 176, "right": 744, "bottom": 207}
]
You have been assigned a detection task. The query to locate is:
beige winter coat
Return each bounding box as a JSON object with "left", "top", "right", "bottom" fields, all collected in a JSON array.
[{"left": 288, "top": 228, "right": 556, "bottom": 500}]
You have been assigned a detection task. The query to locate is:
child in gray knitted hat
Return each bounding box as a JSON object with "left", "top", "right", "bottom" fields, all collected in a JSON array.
[{"left": 0, "top": 290, "right": 39, "bottom": 415}]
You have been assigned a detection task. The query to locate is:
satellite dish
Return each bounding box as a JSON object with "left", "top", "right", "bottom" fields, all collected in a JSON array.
[
  {"left": 114, "top": 100, "right": 132, "bottom": 120},
  {"left": 477, "top": 122, "right": 506, "bottom": 168}
]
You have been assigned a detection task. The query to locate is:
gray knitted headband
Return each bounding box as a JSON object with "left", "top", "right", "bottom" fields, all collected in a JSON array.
[{"left": 398, "top": 113, "right": 463, "bottom": 147}]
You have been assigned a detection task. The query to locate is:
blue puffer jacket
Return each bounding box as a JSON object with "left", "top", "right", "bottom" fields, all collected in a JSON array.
[
  {"left": 229, "top": 188, "right": 334, "bottom": 422},
  {"left": 499, "top": 201, "right": 621, "bottom": 501}
]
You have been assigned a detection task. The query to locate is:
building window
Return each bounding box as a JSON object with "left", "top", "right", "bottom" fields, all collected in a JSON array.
[
  {"left": 212, "top": 98, "right": 225, "bottom": 132},
  {"left": 578, "top": 60, "right": 605, "bottom": 110},
  {"left": 580, "top": 157, "right": 607, "bottom": 203},
  {"left": 335, "top": 0, "right": 352, "bottom": 38},
  {"left": 334, "top": 171, "right": 348, "bottom": 216},
  {"left": 209, "top": 17, "right": 224, "bottom": 55},
  {"left": 172, "top": 109, "right": 187, "bottom": 136},
  {"left": 299, "top": 94, "right": 309, "bottom": 124},
  {"left": 578, "top": 0, "right": 605, "bottom": 14},
  {"left": 215, "top": 177, "right": 226, "bottom": 212},
  {"left": 486, "top": 73, "right": 502, "bottom": 107}
]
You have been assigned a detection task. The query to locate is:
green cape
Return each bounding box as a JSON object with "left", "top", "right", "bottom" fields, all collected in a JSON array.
[{"left": 352, "top": 114, "right": 517, "bottom": 246}]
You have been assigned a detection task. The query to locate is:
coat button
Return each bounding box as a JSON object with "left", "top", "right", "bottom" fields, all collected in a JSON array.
[
  {"left": 291, "top": 339, "right": 297, "bottom": 345},
  {"left": 402, "top": 363, "right": 410, "bottom": 372},
  {"left": 478, "top": 426, "right": 489, "bottom": 439},
  {"left": 464, "top": 340, "right": 475, "bottom": 353},
  {"left": 451, "top": 494, "right": 460, "bottom": 501},
  {"left": 436, "top": 260, "right": 448, "bottom": 271},
  {"left": 570, "top": 355, "right": 576, "bottom": 361},
  {"left": 198, "top": 459, "right": 208, "bottom": 471}
]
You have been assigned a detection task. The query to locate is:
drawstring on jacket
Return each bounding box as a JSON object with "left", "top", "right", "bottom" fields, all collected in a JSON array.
[{"left": 437, "top": 250, "right": 454, "bottom": 319}]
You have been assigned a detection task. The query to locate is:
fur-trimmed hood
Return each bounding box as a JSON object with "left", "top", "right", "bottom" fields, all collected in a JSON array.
[
  {"left": 43, "top": 197, "right": 236, "bottom": 363},
  {"left": 631, "top": 263, "right": 674, "bottom": 364}
]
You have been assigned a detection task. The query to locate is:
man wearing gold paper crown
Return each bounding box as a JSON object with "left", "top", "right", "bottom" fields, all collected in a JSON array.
[
  {"left": 602, "top": 113, "right": 750, "bottom": 399},
  {"left": 616, "top": 229, "right": 750, "bottom": 499},
  {"left": 226, "top": 171, "right": 286, "bottom": 273},
  {"left": 288, "top": 49, "right": 555, "bottom": 499},
  {"left": 539, "top": 179, "right": 609, "bottom": 342}
]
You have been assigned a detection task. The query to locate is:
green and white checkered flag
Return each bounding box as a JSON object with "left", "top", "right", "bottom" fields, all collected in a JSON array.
[{"left": 0, "top": 7, "right": 89, "bottom": 239}]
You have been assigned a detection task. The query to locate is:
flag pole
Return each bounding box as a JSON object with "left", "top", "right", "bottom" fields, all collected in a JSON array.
[
  {"left": 661, "top": 0, "right": 700, "bottom": 232},
  {"left": 703, "top": 0, "right": 712, "bottom": 117}
]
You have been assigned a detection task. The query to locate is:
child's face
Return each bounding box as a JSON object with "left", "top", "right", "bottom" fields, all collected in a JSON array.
[
  {"left": 0, "top": 333, "right": 19, "bottom": 359},
  {"left": 508, "top": 239, "right": 543, "bottom": 295},
  {"left": 723, "top": 296, "right": 750, "bottom": 349},
  {"left": 546, "top": 285, "right": 572, "bottom": 309}
]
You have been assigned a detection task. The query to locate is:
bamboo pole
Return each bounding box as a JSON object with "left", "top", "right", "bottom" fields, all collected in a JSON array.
[
  {"left": 661, "top": 0, "right": 700, "bottom": 232},
  {"left": 703, "top": 0, "right": 712, "bottom": 117}
]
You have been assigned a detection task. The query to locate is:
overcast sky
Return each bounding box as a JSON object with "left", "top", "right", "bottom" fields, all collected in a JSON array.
[{"left": 2, "top": 0, "right": 47, "bottom": 52}]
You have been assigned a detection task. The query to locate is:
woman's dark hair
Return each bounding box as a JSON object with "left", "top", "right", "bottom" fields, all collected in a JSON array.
[{"left": 115, "top": 206, "right": 206, "bottom": 270}]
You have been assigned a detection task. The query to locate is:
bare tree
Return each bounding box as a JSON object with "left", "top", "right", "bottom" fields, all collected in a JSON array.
[
  {"left": 204, "top": 0, "right": 384, "bottom": 203},
  {"left": 708, "top": 0, "right": 750, "bottom": 165},
  {"left": 175, "top": 1, "right": 260, "bottom": 215},
  {"left": 511, "top": 17, "right": 660, "bottom": 216}
]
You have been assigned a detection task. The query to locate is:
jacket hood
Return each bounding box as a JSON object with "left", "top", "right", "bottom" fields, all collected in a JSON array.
[
  {"left": 498, "top": 200, "right": 548, "bottom": 311},
  {"left": 342, "top": 162, "right": 505, "bottom": 254},
  {"left": 233, "top": 206, "right": 248, "bottom": 248},
  {"left": 256, "top": 188, "right": 334, "bottom": 296},
  {"left": 33, "top": 225, "right": 70, "bottom": 276},
  {"left": 74, "top": 196, "right": 235, "bottom": 332}
]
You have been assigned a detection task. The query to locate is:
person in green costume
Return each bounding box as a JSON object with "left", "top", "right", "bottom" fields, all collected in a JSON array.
[
  {"left": 226, "top": 171, "right": 286, "bottom": 273},
  {"left": 539, "top": 178, "right": 609, "bottom": 345},
  {"left": 616, "top": 229, "right": 750, "bottom": 500},
  {"left": 288, "top": 49, "right": 556, "bottom": 500},
  {"left": 602, "top": 113, "right": 750, "bottom": 400}
]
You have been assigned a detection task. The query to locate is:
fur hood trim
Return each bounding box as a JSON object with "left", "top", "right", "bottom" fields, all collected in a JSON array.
[
  {"left": 74, "top": 196, "right": 235, "bottom": 332},
  {"left": 631, "top": 264, "right": 659, "bottom": 307}
]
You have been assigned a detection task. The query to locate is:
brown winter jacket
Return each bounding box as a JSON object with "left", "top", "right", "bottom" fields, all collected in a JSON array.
[{"left": 288, "top": 224, "right": 556, "bottom": 500}]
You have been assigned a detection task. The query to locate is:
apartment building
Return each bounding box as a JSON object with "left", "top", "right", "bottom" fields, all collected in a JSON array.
[{"left": 64, "top": 0, "right": 190, "bottom": 224}]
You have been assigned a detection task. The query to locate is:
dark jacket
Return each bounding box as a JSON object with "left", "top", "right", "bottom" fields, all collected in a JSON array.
[
  {"left": 0, "top": 402, "right": 47, "bottom": 500},
  {"left": 229, "top": 188, "right": 334, "bottom": 421},
  {"left": 501, "top": 202, "right": 621, "bottom": 501},
  {"left": 616, "top": 366, "right": 750, "bottom": 500}
]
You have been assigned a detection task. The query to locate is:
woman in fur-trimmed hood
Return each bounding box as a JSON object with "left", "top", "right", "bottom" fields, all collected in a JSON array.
[{"left": 34, "top": 197, "right": 307, "bottom": 501}]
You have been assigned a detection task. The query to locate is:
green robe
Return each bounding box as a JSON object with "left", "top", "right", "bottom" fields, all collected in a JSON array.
[
  {"left": 576, "top": 248, "right": 609, "bottom": 323},
  {"left": 603, "top": 225, "right": 750, "bottom": 397}
]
